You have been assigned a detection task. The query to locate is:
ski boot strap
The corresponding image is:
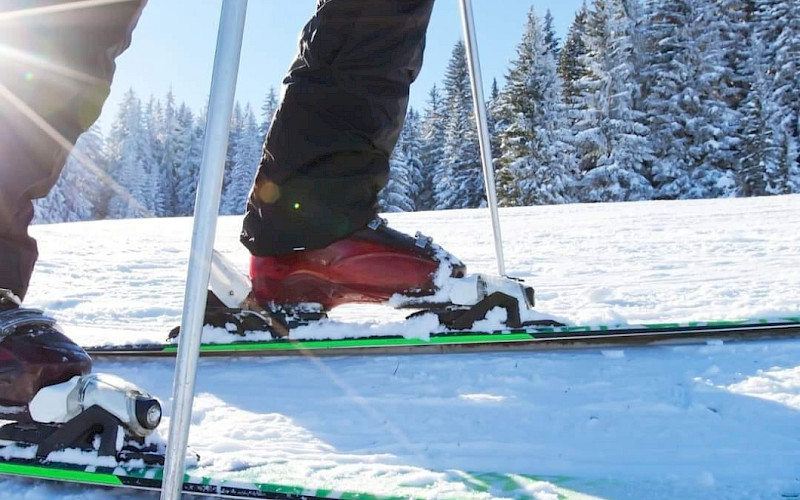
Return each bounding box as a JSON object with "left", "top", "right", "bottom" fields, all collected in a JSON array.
[
  {"left": 0, "top": 308, "right": 57, "bottom": 340},
  {"left": 0, "top": 288, "right": 55, "bottom": 341}
]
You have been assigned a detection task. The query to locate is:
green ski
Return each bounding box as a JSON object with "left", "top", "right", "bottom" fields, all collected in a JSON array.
[{"left": 83, "top": 317, "right": 800, "bottom": 357}]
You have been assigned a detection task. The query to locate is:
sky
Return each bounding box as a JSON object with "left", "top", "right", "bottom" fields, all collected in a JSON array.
[{"left": 100, "top": 0, "right": 585, "bottom": 128}]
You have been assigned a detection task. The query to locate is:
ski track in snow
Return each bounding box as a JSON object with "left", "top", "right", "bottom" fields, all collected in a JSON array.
[{"left": 4, "top": 195, "right": 800, "bottom": 499}]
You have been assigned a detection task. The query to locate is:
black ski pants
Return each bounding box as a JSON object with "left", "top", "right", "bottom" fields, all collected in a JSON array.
[
  {"left": 0, "top": 0, "right": 146, "bottom": 299},
  {"left": 0, "top": 0, "right": 435, "bottom": 300},
  {"left": 240, "top": 0, "right": 435, "bottom": 255}
]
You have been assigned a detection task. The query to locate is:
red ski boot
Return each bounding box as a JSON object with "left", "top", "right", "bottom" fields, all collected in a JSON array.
[{"left": 250, "top": 218, "right": 466, "bottom": 312}]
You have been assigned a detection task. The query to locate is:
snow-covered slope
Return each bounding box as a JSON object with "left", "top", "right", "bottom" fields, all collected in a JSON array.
[{"left": 5, "top": 195, "right": 800, "bottom": 499}]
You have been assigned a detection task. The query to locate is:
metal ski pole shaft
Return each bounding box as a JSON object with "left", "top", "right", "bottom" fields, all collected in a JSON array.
[
  {"left": 458, "top": 0, "right": 506, "bottom": 277},
  {"left": 160, "top": 1, "right": 248, "bottom": 499}
]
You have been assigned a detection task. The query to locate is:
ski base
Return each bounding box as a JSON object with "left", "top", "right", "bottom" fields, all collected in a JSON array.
[{"left": 84, "top": 317, "right": 800, "bottom": 358}]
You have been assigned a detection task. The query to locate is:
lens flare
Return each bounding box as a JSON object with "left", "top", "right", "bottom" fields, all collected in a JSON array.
[
  {"left": 0, "top": 82, "right": 152, "bottom": 218},
  {"left": 0, "top": 0, "right": 137, "bottom": 22}
]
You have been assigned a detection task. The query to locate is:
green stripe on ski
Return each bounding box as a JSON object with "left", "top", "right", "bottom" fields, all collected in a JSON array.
[
  {"left": 0, "top": 462, "right": 122, "bottom": 486},
  {"left": 160, "top": 333, "right": 538, "bottom": 354}
]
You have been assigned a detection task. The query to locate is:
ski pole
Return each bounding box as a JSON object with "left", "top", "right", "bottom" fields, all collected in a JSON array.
[
  {"left": 160, "top": 1, "right": 248, "bottom": 499},
  {"left": 457, "top": 0, "right": 507, "bottom": 277}
]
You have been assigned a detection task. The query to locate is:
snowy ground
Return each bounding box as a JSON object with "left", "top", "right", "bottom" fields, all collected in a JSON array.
[{"left": 4, "top": 195, "right": 800, "bottom": 499}]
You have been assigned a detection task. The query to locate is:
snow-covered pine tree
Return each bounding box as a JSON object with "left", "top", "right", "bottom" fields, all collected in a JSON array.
[
  {"left": 380, "top": 108, "right": 422, "bottom": 212},
  {"left": 143, "top": 95, "right": 167, "bottom": 216},
  {"left": 223, "top": 105, "right": 261, "bottom": 215},
  {"left": 220, "top": 102, "right": 244, "bottom": 215},
  {"left": 32, "top": 125, "right": 107, "bottom": 223},
  {"left": 574, "top": 0, "right": 653, "bottom": 202},
  {"left": 699, "top": 0, "right": 754, "bottom": 197},
  {"left": 259, "top": 86, "right": 279, "bottom": 144},
  {"left": 173, "top": 104, "right": 204, "bottom": 216},
  {"left": 683, "top": 0, "right": 740, "bottom": 197},
  {"left": 755, "top": 0, "right": 800, "bottom": 193},
  {"left": 71, "top": 124, "right": 110, "bottom": 218},
  {"left": 105, "top": 89, "right": 154, "bottom": 219},
  {"left": 718, "top": 0, "right": 757, "bottom": 112},
  {"left": 543, "top": 9, "right": 561, "bottom": 57},
  {"left": 401, "top": 108, "right": 424, "bottom": 207},
  {"left": 642, "top": 0, "right": 705, "bottom": 198},
  {"left": 559, "top": 3, "right": 590, "bottom": 129},
  {"left": 417, "top": 85, "right": 446, "bottom": 211},
  {"left": 435, "top": 41, "right": 485, "bottom": 210},
  {"left": 572, "top": 0, "right": 611, "bottom": 176},
  {"left": 495, "top": 7, "right": 576, "bottom": 206},
  {"left": 380, "top": 137, "right": 414, "bottom": 213},
  {"left": 738, "top": 43, "right": 783, "bottom": 196},
  {"left": 789, "top": 114, "right": 800, "bottom": 193},
  {"left": 487, "top": 78, "right": 503, "bottom": 166},
  {"left": 156, "top": 89, "right": 180, "bottom": 216}
]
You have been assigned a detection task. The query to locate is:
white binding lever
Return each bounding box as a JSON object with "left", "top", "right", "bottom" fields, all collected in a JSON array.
[
  {"left": 209, "top": 250, "right": 252, "bottom": 309},
  {"left": 448, "top": 274, "right": 534, "bottom": 308},
  {"left": 392, "top": 273, "right": 534, "bottom": 310}
]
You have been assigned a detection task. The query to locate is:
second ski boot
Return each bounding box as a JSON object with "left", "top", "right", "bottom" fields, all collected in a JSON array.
[
  {"left": 0, "top": 289, "right": 92, "bottom": 422},
  {"left": 249, "top": 218, "right": 466, "bottom": 313},
  {"left": 184, "top": 220, "right": 559, "bottom": 339},
  {"left": 0, "top": 289, "right": 163, "bottom": 464}
]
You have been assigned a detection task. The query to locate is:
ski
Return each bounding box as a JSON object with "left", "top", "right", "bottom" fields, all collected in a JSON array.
[
  {"left": 83, "top": 317, "right": 800, "bottom": 358},
  {"left": 0, "top": 451, "right": 372, "bottom": 499},
  {"left": 0, "top": 445, "right": 603, "bottom": 500}
]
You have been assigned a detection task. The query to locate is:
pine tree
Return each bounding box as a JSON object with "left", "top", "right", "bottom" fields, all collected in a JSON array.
[
  {"left": 495, "top": 7, "right": 577, "bottom": 206},
  {"left": 738, "top": 45, "right": 782, "bottom": 196},
  {"left": 559, "top": 3, "right": 590, "bottom": 127},
  {"left": 718, "top": 0, "right": 757, "bottom": 111},
  {"left": 105, "top": 89, "right": 154, "bottom": 219},
  {"left": 223, "top": 105, "right": 260, "bottom": 215},
  {"left": 417, "top": 85, "right": 446, "bottom": 211},
  {"left": 487, "top": 78, "right": 503, "bottom": 166},
  {"left": 143, "top": 95, "right": 166, "bottom": 216},
  {"left": 687, "top": 0, "right": 741, "bottom": 197},
  {"left": 543, "top": 9, "right": 561, "bottom": 56},
  {"left": 33, "top": 125, "right": 106, "bottom": 223},
  {"left": 573, "top": 0, "right": 653, "bottom": 202},
  {"left": 755, "top": 0, "right": 800, "bottom": 193},
  {"left": 380, "top": 108, "right": 422, "bottom": 212},
  {"left": 157, "top": 89, "right": 181, "bottom": 216},
  {"left": 401, "top": 108, "right": 424, "bottom": 206},
  {"left": 221, "top": 102, "right": 244, "bottom": 214},
  {"left": 174, "top": 104, "right": 204, "bottom": 216},
  {"left": 642, "top": 0, "right": 701, "bottom": 198},
  {"left": 259, "top": 86, "right": 279, "bottom": 143},
  {"left": 435, "top": 41, "right": 485, "bottom": 210}
]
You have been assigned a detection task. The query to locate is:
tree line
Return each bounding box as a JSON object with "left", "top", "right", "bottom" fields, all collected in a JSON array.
[
  {"left": 35, "top": 0, "right": 799, "bottom": 223},
  {"left": 34, "top": 87, "right": 278, "bottom": 223}
]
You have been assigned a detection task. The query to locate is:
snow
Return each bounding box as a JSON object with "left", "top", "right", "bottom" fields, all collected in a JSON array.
[{"left": 3, "top": 194, "right": 800, "bottom": 499}]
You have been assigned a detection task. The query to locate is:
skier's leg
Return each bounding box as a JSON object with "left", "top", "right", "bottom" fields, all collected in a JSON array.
[
  {"left": 240, "top": 0, "right": 474, "bottom": 313},
  {"left": 241, "top": 0, "right": 436, "bottom": 256},
  {"left": 0, "top": 0, "right": 146, "bottom": 300},
  {"left": 0, "top": 0, "right": 145, "bottom": 420}
]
